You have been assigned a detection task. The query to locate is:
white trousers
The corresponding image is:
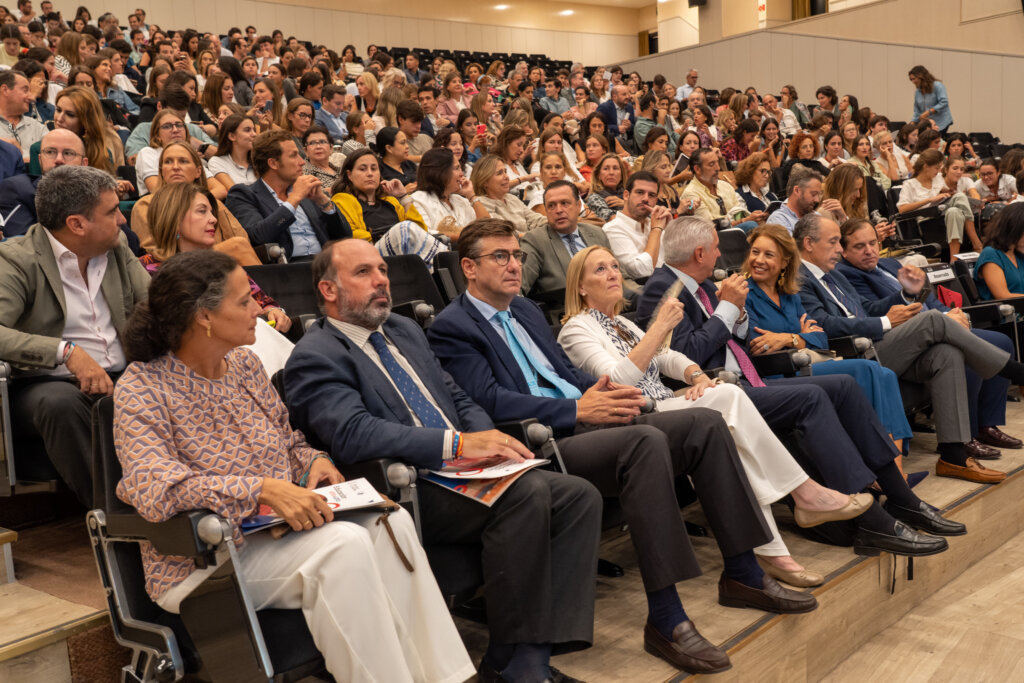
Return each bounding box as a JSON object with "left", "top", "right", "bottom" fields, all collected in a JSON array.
[
  {"left": 165, "top": 508, "right": 475, "bottom": 683},
  {"left": 658, "top": 383, "right": 809, "bottom": 556}
]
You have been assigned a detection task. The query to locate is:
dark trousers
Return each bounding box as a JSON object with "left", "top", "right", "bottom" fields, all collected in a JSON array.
[
  {"left": 746, "top": 374, "right": 897, "bottom": 494},
  {"left": 419, "top": 468, "right": 601, "bottom": 652},
  {"left": 10, "top": 376, "right": 102, "bottom": 507},
  {"left": 967, "top": 328, "right": 1011, "bottom": 435},
  {"left": 556, "top": 407, "right": 771, "bottom": 593}
]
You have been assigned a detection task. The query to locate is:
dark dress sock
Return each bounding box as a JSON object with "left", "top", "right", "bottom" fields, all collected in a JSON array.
[
  {"left": 855, "top": 501, "right": 898, "bottom": 535},
  {"left": 721, "top": 550, "right": 765, "bottom": 589},
  {"left": 874, "top": 461, "right": 921, "bottom": 508},
  {"left": 646, "top": 585, "right": 689, "bottom": 640},
  {"left": 937, "top": 442, "right": 968, "bottom": 467}
]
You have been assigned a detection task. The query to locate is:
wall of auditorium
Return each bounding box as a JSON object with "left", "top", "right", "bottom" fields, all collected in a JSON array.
[{"left": 95, "top": 0, "right": 640, "bottom": 64}]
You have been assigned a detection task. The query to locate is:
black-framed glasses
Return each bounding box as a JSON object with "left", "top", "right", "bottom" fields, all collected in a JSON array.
[{"left": 473, "top": 250, "right": 527, "bottom": 266}]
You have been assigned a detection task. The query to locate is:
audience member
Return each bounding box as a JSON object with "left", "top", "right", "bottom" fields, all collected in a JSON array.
[
  {"left": 207, "top": 113, "right": 258, "bottom": 189},
  {"left": 681, "top": 148, "right": 757, "bottom": 231},
  {"left": 301, "top": 125, "right": 339, "bottom": 194},
  {"left": 897, "top": 149, "right": 981, "bottom": 259},
  {"left": 0, "top": 166, "right": 148, "bottom": 506},
  {"left": 603, "top": 171, "right": 671, "bottom": 278},
  {"left": 767, "top": 167, "right": 825, "bottom": 232},
  {"left": 974, "top": 203, "right": 1024, "bottom": 300},
  {"left": 225, "top": 129, "right": 350, "bottom": 259},
  {"left": 0, "top": 128, "right": 84, "bottom": 239},
  {"left": 410, "top": 147, "right": 490, "bottom": 235},
  {"left": 471, "top": 153, "right": 546, "bottom": 234}
]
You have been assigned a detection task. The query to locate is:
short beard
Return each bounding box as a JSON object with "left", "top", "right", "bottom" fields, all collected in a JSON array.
[{"left": 339, "top": 287, "right": 392, "bottom": 329}]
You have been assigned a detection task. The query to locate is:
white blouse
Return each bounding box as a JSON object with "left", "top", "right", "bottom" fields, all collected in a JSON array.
[
  {"left": 974, "top": 174, "right": 1017, "bottom": 201},
  {"left": 410, "top": 190, "right": 476, "bottom": 231},
  {"left": 897, "top": 175, "right": 944, "bottom": 207}
]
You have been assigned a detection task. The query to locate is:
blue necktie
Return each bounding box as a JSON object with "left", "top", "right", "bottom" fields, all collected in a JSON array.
[
  {"left": 368, "top": 332, "right": 448, "bottom": 429},
  {"left": 821, "top": 272, "right": 865, "bottom": 318},
  {"left": 563, "top": 233, "right": 582, "bottom": 256},
  {"left": 493, "top": 310, "right": 583, "bottom": 400}
]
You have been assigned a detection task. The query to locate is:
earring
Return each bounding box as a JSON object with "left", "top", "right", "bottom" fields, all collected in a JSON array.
[
  {"left": 176, "top": 233, "right": 181, "bottom": 240},
  {"left": 205, "top": 325, "right": 211, "bottom": 338}
]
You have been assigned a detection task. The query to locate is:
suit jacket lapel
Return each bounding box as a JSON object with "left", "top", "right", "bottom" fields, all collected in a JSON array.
[
  {"left": 459, "top": 295, "right": 532, "bottom": 395},
  {"left": 31, "top": 224, "right": 67, "bottom": 317},
  {"left": 546, "top": 226, "right": 571, "bottom": 274}
]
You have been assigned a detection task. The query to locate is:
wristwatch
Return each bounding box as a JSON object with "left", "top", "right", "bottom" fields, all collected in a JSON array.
[{"left": 791, "top": 333, "right": 799, "bottom": 347}]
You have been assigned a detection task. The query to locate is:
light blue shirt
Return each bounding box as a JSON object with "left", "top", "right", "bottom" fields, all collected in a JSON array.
[
  {"left": 766, "top": 203, "right": 800, "bottom": 233},
  {"left": 560, "top": 229, "right": 584, "bottom": 256},
  {"left": 465, "top": 291, "right": 563, "bottom": 381},
  {"left": 315, "top": 107, "right": 348, "bottom": 141},
  {"left": 913, "top": 81, "right": 952, "bottom": 131},
  {"left": 260, "top": 180, "right": 321, "bottom": 257}
]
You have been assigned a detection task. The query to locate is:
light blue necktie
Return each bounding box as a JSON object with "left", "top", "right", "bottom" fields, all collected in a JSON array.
[
  {"left": 493, "top": 311, "right": 582, "bottom": 400},
  {"left": 368, "top": 332, "right": 448, "bottom": 428}
]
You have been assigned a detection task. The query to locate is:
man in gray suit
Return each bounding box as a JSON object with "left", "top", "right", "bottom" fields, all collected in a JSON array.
[
  {"left": 0, "top": 166, "right": 149, "bottom": 505},
  {"left": 794, "top": 212, "right": 1023, "bottom": 484},
  {"left": 520, "top": 180, "right": 637, "bottom": 297}
]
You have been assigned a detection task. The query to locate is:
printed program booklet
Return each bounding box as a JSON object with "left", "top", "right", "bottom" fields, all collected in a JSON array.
[
  {"left": 241, "top": 478, "right": 387, "bottom": 534},
  {"left": 422, "top": 456, "right": 549, "bottom": 507}
]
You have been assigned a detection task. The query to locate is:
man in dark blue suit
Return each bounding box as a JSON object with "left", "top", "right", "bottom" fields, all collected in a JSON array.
[
  {"left": 283, "top": 239, "right": 602, "bottom": 683},
  {"left": 835, "top": 218, "right": 1020, "bottom": 458},
  {"left": 225, "top": 129, "right": 350, "bottom": 260},
  {"left": 794, "top": 213, "right": 1024, "bottom": 484},
  {"left": 636, "top": 216, "right": 960, "bottom": 554},
  {"left": 428, "top": 219, "right": 827, "bottom": 676},
  {"left": 596, "top": 85, "right": 635, "bottom": 140}
]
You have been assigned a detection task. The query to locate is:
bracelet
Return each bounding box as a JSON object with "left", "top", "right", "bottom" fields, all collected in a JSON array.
[
  {"left": 689, "top": 370, "right": 705, "bottom": 383},
  {"left": 61, "top": 340, "right": 76, "bottom": 365},
  {"left": 297, "top": 453, "right": 330, "bottom": 487},
  {"left": 451, "top": 432, "right": 463, "bottom": 460}
]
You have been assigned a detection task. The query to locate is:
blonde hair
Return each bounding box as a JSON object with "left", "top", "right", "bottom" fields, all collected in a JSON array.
[
  {"left": 470, "top": 154, "right": 504, "bottom": 197},
  {"left": 148, "top": 109, "right": 191, "bottom": 149},
  {"left": 147, "top": 182, "right": 207, "bottom": 262},
  {"left": 744, "top": 224, "right": 801, "bottom": 295},
  {"left": 823, "top": 163, "right": 867, "bottom": 219},
  {"left": 375, "top": 87, "right": 404, "bottom": 128},
  {"left": 562, "top": 245, "right": 625, "bottom": 323},
  {"left": 590, "top": 153, "right": 627, "bottom": 194},
  {"left": 356, "top": 71, "right": 379, "bottom": 100}
]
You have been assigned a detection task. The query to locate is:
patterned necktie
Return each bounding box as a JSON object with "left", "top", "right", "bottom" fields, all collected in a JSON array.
[
  {"left": 694, "top": 285, "right": 766, "bottom": 388},
  {"left": 821, "top": 272, "right": 864, "bottom": 318},
  {"left": 563, "top": 233, "right": 582, "bottom": 256},
  {"left": 368, "top": 332, "right": 448, "bottom": 428},
  {"left": 493, "top": 310, "right": 583, "bottom": 399}
]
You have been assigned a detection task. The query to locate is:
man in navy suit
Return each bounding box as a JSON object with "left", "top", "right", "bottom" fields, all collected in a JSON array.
[
  {"left": 284, "top": 239, "right": 602, "bottom": 683},
  {"left": 428, "top": 219, "right": 823, "bottom": 676},
  {"left": 636, "top": 216, "right": 960, "bottom": 554},
  {"left": 835, "top": 218, "right": 1021, "bottom": 459},
  {"left": 225, "top": 129, "right": 350, "bottom": 260},
  {"left": 596, "top": 85, "right": 635, "bottom": 140},
  {"left": 794, "top": 213, "right": 1024, "bottom": 484}
]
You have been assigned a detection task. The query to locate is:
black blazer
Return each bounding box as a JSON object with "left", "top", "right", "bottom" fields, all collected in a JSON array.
[{"left": 225, "top": 179, "right": 351, "bottom": 258}]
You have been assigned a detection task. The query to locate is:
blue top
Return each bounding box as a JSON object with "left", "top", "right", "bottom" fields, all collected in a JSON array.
[
  {"left": 913, "top": 81, "right": 952, "bottom": 131},
  {"left": 973, "top": 246, "right": 1024, "bottom": 300},
  {"left": 745, "top": 279, "right": 827, "bottom": 350}
]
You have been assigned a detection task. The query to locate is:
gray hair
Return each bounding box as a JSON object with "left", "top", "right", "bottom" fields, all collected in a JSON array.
[
  {"left": 793, "top": 212, "right": 825, "bottom": 249},
  {"left": 786, "top": 165, "right": 824, "bottom": 196},
  {"left": 663, "top": 215, "right": 716, "bottom": 265},
  {"left": 36, "top": 165, "right": 119, "bottom": 232}
]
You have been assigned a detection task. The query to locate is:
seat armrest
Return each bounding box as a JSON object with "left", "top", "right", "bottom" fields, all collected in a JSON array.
[
  {"left": 828, "top": 336, "right": 861, "bottom": 357},
  {"left": 337, "top": 458, "right": 416, "bottom": 498},
  {"left": 750, "top": 350, "right": 805, "bottom": 378},
  {"left": 105, "top": 509, "right": 220, "bottom": 562},
  {"left": 254, "top": 243, "right": 286, "bottom": 264},
  {"left": 495, "top": 418, "right": 551, "bottom": 450}
]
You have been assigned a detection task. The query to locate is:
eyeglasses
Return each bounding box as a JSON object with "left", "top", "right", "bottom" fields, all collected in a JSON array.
[
  {"left": 295, "top": 112, "right": 313, "bottom": 120},
  {"left": 305, "top": 139, "right": 330, "bottom": 146},
  {"left": 756, "top": 167, "right": 772, "bottom": 175},
  {"left": 473, "top": 250, "right": 527, "bottom": 266},
  {"left": 39, "top": 147, "right": 82, "bottom": 160},
  {"left": 159, "top": 121, "right": 186, "bottom": 131}
]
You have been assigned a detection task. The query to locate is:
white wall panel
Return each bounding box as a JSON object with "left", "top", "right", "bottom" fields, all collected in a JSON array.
[
  {"left": 999, "top": 56, "right": 1024, "bottom": 139},
  {"left": 940, "top": 50, "right": 972, "bottom": 132},
  {"left": 433, "top": 20, "right": 452, "bottom": 51},
  {"left": 449, "top": 22, "right": 467, "bottom": 53},
  {"left": 970, "top": 54, "right": 1003, "bottom": 135}
]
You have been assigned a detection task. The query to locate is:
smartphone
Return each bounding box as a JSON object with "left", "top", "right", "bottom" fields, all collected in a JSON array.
[
  {"left": 764, "top": 201, "right": 783, "bottom": 215},
  {"left": 476, "top": 124, "right": 487, "bottom": 136},
  {"left": 914, "top": 284, "right": 933, "bottom": 304},
  {"left": 262, "top": 101, "right": 272, "bottom": 113}
]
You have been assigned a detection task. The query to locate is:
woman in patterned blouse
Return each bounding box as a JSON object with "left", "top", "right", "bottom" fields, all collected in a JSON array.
[
  {"left": 556, "top": 246, "right": 871, "bottom": 589},
  {"left": 114, "top": 250, "right": 474, "bottom": 682}
]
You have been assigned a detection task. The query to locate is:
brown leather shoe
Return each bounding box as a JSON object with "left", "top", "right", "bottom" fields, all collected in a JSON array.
[
  {"left": 643, "top": 621, "right": 731, "bottom": 674},
  {"left": 718, "top": 574, "right": 818, "bottom": 614},
  {"left": 936, "top": 457, "right": 1006, "bottom": 484},
  {"left": 965, "top": 439, "right": 1001, "bottom": 460},
  {"left": 978, "top": 426, "right": 1023, "bottom": 449}
]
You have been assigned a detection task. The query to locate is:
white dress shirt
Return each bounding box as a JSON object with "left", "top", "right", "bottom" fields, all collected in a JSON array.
[
  {"left": 44, "top": 229, "right": 126, "bottom": 376},
  {"left": 603, "top": 211, "right": 662, "bottom": 279}
]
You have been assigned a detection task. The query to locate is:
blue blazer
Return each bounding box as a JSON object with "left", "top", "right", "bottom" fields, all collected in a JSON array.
[
  {"left": 427, "top": 293, "right": 596, "bottom": 438},
  {"left": 797, "top": 264, "right": 905, "bottom": 340},
  {"left": 0, "top": 173, "right": 38, "bottom": 238},
  {"left": 284, "top": 315, "right": 492, "bottom": 469},
  {"left": 224, "top": 180, "right": 351, "bottom": 259},
  {"left": 635, "top": 266, "right": 741, "bottom": 369},
  {"left": 596, "top": 100, "right": 635, "bottom": 139},
  {"left": 836, "top": 257, "right": 949, "bottom": 313}
]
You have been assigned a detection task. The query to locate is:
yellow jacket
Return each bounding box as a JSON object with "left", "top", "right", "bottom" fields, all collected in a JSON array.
[{"left": 331, "top": 193, "right": 427, "bottom": 243}]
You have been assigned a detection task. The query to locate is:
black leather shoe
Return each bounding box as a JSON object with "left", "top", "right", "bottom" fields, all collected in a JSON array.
[
  {"left": 597, "top": 558, "right": 624, "bottom": 577},
  {"left": 884, "top": 500, "right": 967, "bottom": 536},
  {"left": 548, "top": 666, "right": 585, "bottom": 683},
  {"left": 978, "top": 426, "right": 1023, "bottom": 449},
  {"left": 853, "top": 521, "right": 948, "bottom": 557},
  {"left": 642, "top": 621, "right": 731, "bottom": 674},
  {"left": 965, "top": 439, "right": 1001, "bottom": 460},
  {"left": 718, "top": 574, "right": 817, "bottom": 614},
  {"left": 477, "top": 660, "right": 509, "bottom": 683}
]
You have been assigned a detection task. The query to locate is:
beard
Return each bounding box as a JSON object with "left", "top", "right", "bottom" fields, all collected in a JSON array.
[{"left": 339, "top": 285, "right": 392, "bottom": 329}]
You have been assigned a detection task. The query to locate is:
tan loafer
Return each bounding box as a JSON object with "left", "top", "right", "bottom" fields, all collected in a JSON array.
[
  {"left": 793, "top": 492, "right": 873, "bottom": 528},
  {"left": 936, "top": 457, "right": 1006, "bottom": 484},
  {"left": 756, "top": 556, "right": 825, "bottom": 588}
]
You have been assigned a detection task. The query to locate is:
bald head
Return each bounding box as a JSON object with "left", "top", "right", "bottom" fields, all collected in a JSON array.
[
  {"left": 39, "top": 128, "right": 87, "bottom": 173},
  {"left": 611, "top": 84, "right": 629, "bottom": 105}
]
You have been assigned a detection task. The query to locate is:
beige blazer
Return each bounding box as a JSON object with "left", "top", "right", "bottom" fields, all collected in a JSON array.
[{"left": 0, "top": 223, "right": 150, "bottom": 369}]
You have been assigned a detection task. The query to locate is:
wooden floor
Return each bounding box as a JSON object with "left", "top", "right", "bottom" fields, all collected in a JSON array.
[{"left": 824, "top": 529, "right": 1024, "bottom": 682}]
